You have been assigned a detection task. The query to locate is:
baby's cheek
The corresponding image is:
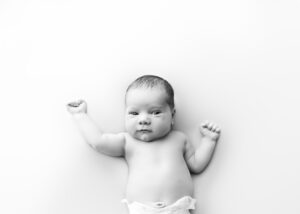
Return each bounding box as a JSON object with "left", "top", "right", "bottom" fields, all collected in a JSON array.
[
  {"left": 126, "top": 122, "right": 136, "bottom": 134},
  {"left": 124, "top": 122, "right": 131, "bottom": 133}
]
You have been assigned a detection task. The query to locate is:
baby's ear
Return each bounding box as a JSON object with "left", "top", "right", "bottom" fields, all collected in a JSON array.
[
  {"left": 172, "top": 108, "right": 176, "bottom": 117},
  {"left": 171, "top": 109, "right": 176, "bottom": 128}
]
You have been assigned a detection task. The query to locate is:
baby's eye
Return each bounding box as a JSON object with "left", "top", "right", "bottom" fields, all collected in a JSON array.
[
  {"left": 152, "top": 111, "right": 161, "bottom": 115},
  {"left": 129, "top": 111, "right": 138, "bottom": 115}
]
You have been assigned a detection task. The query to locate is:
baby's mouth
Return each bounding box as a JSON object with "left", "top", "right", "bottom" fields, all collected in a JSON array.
[{"left": 138, "top": 129, "right": 152, "bottom": 133}]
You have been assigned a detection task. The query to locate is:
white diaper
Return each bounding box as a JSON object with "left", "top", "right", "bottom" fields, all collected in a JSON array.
[{"left": 122, "top": 196, "right": 196, "bottom": 214}]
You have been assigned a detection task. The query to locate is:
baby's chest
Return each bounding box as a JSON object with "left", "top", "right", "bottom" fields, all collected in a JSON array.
[{"left": 125, "top": 138, "right": 185, "bottom": 162}]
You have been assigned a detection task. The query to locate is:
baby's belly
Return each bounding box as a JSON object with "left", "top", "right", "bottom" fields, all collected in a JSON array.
[{"left": 125, "top": 163, "right": 194, "bottom": 204}]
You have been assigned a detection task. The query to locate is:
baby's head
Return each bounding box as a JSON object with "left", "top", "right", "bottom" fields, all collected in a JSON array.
[{"left": 125, "top": 75, "right": 176, "bottom": 142}]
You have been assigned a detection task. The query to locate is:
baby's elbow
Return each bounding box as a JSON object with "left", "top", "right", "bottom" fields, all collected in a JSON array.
[
  {"left": 188, "top": 161, "right": 207, "bottom": 175},
  {"left": 191, "top": 165, "right": 207, "bottom": 174}
]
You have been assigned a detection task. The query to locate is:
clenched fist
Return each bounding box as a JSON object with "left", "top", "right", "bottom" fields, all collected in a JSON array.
[{"left": 66, "top": 99, "right": 87, "bottom": 114}]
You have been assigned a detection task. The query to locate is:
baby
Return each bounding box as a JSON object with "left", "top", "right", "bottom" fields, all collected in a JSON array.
[{"left": 67, "top": 75, "right": 221, "bottom": 214}]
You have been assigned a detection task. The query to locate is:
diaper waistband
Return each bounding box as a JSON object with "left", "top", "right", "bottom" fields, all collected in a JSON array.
[{"left": 122, "top": 196, "right": 196, "bottom": 212}]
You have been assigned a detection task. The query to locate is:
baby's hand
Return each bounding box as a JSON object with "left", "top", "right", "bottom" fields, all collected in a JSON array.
[
  {"left": 200, "top": 121, "right": 221, "bottom": 141},
  {"left": 66, "top": 99, "right": 87, "bottom": 114}
]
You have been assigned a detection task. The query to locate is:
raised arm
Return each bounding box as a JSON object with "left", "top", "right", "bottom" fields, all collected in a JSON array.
[
  {"left": 67, "top": 100, "right": 125, "bottom": 157},
  {"left": 184, "top": 121, "right": 221, "bottom": 174}
]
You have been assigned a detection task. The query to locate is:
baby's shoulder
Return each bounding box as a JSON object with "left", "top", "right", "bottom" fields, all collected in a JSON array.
[{"left": 123, "top": 132, "right": 133, "bottom": 142}]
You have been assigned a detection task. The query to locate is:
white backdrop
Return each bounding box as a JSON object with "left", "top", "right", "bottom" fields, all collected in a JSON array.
[{"left": 1, "top": 1, "right": 300, "bottom": 214}]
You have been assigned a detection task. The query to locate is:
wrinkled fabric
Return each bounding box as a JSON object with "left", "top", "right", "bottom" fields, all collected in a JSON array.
[{"left": 122, "top": 196, "right": 196, "bottom": 214}]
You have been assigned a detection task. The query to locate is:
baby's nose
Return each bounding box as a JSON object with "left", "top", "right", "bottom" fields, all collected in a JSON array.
[{"left": 139, "top": 114, "right": 151, "bottom": 125}]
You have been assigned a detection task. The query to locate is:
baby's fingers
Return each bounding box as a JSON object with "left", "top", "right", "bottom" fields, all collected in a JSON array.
[
  {"left": 201, "top": 121, "right": 221, "bottom": 133},
  {"left": 67, "top": 102, "right": 78, "bottom": 107},
  {"left": 201, "top": 121, "right": 210, "bottom": 128},
  {"left": 201, "top": 121, "right": 214, "bottom": 130},
  {"left": 66, "top": 99, "right": 87, "bottom": 114},
  {"left": 213, "top": 126, "right": 221, "bottom": 134},
  {"left": 67, "top": 100, "right": 85, "bottom": 107}
]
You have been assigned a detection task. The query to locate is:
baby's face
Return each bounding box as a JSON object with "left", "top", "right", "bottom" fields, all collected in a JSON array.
[{"left": 125, "top": 87, "right": 174, "bottom": 142}]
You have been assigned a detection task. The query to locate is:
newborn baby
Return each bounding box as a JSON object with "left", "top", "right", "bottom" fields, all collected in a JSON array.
[{"left": 67, "top": 75, "right": 221, "bottom": 214}]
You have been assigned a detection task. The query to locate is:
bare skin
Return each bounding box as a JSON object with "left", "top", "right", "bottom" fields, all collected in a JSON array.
[
  {"left": 124, "top": 131, "right": 194, "bottom": 205},
  {"left": 67, "top": 88, "right": 221, "bottom": 207}
]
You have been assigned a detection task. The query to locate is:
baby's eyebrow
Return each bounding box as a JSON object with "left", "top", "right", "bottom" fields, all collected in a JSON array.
[
  {"left": 127, "top": 108, "right": 137, "bottom": 111},
  {"left": 149, "top": 106, "right": 164, "bottom": 110}
]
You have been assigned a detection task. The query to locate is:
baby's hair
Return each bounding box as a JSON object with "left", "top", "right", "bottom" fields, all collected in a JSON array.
[{"left": 126, "top": 75, "right": 175, "bottom": 110}]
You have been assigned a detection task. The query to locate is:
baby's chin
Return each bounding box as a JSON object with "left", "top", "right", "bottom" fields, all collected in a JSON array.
[
  {"left": 133, "top": 132, "right": 170, "bottom": 142},
  {"left": 137, "top": 134, "right": 154, "bottom": 142},
  {"left": 131, "top": 132, "right": 156, "bottom": 142}
]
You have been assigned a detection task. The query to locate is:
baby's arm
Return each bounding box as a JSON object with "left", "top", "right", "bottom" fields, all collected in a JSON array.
[
  {"left": 184, "top": 121, "right": 221, "bottom": 174},
  {"left": 66, "top": 100, "right": 125, "bottom": 157}
]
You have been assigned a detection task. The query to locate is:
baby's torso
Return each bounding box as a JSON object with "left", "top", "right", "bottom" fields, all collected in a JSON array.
[{"left": 124, "top": 131, "right": 194, "bottom": 205}]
